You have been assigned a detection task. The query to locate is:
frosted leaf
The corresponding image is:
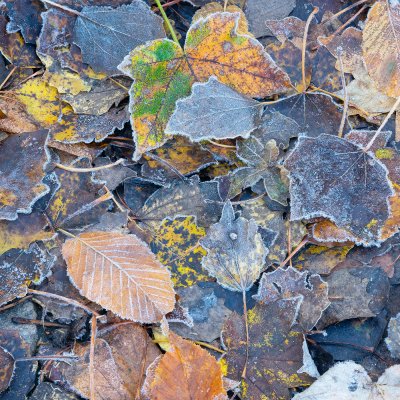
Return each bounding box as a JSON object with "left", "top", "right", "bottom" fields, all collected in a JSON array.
[
  {"left": 386, "top": 313, "right": 400, "bottom": 359},
  {"left": 73, "top": 1, "right": 165, "bottom": 75},
  {"left": 254, "top": 266, "right": 330, "bottom": 330},
  {"left": 200, "top": 201, "right": 267, "bottom": 292},
  {"left": 285, "top": 134, "right": 393, "bottom": 244},
  {"left": 165, "top": 77, "right": 262, "bottom": 142}
]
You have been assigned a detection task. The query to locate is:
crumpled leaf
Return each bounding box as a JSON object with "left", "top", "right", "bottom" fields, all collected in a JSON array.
[
  {"left": 0, "top": 130, "right": 50, "bottom": 221},
  {"left": 386, "top": 312, "right": 400, "bottom": 359},
  {"left": 142, "top": 332, "right": 227, "bottom": 400},
  {"left": 165, "top": 77, "right": 262, "bottom": 141},
  {"left": 222, "top": 298, "right": 312, "bottom": 399},
  {"left": 118, "top": 11, "right": 291, "bottom": 159},
  {"left": 244, "top": 0, "right": 296, "bottom": 38},
  {"left": 285, "top": 134, "right": 393, "bottom": 244},
  {"left": 200, "top": 201, "right": 267, "bottom": 292},
  {"left": 73, "top": 0, "right": 165, "bottom": 76},
  {"left": 137, "top": 177, "right": 222, "bottom": 230},
  {"left": 254, "top": 266, "right": 330, "bottom": 330},
  {"left": 150, "top": 216, "right": 210, "bottom": 288},
  {"left": 228, "top": 138, "right": 289, "bottom": 204},
  {"left": 317, "top": 266, "right": 389, "bottom": 328},
  {"left": 293, "top": 361, "right": 400, "bottom": 400},
  {"left": 0, "top": 346, "right": 14, "bottom": 394},
  {"left": 0, "top": 242, "right": 55, "bottom": 306},
  {"left": 362, "top": 0, "right": 400, "bottom": 98},
  {"left": 62, "top": 231, "right": 176, "bottom": 323}
]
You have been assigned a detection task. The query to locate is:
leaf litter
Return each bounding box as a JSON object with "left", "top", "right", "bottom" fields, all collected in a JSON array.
[{"left": 1, "top": 0, "right": 400, "bottom": 399}]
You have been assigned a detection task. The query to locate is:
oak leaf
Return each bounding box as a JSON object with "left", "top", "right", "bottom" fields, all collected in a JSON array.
[
  {"left": 118, "top": 11, "right": 291, "bottom": 159},
  {"left": 142, "top": 332, "right": 227, "bottom": 400},
  {"left": 62, "top": 231, "right": 176, "bottom": 323}
]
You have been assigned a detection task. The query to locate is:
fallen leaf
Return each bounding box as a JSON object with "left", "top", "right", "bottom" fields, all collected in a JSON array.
[
  {"left": 386, "top": 312, "right": 400, "bottom": 359},
  {"left": 285, "top": 134, "right": 393, "bottom": 244},
  {"left": 165, "top": 77, "right": 262, "bottom": 141},
  {"left": 200, "top": 201, "right": 267, "bottom": 292},
  {"left": 30, "top": 382, "right": 79, "bottom": 400},
  {"left": 119, "top": 11, "right": 291, "bottom": 159},
  {"left": 0, "top": 130, "right": 50, "bottom": 221},
  {"left": 62, "top": 231, "right": 176, "bottom": 323},
  {"left": 142, "top": 332, "right": 227, "bottom": 400},
  {"left": 0, "top": 346, "right": 14, "bottom": 394},
  {"left": 73, "top": 0, "right": 165, "bottom": 76},
  {"left": 222, "top": 298, "right": 312, "bottom": 399},
  {"left": 254, "top": 266, "right": 330, "bottom": 330}
]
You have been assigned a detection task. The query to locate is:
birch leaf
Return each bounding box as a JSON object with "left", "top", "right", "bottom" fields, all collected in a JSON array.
[{"left": 62, "top": 231, "right": 176, "bottom": 323}]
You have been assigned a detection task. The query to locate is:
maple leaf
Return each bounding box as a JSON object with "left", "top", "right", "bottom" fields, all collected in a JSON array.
[
  {"left": 222, "top": 298, "right": 312, "bottom": 400},
  {"left": 0, "top": 346, "right": 14, "bottom": 394},
  {"left": 142, "top": 332, "right": 227, "bottom": 400},
  {"left": 165, "top": 77, "right": 262, "bottom": 141},
  {"left": 118, "top": 11, "right": 291, "bottom": 159},
  {"left": 73, "top": 0, "right": 165, "bottom": 76},
  {"left": 62, "top": 231, "right": 176, "bottom": 323},
  {"left": 255, "top": 267, "right": 330, "bottom": 331},
  {"left": 0, "top": 130, "right": 50, "bottom": 221},
  {"left": 284, "top": 134, "right": 394, "bottom": 244}
]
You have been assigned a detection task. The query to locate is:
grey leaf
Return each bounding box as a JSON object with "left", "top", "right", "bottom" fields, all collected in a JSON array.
[
  {"left": 73, "top": 0, "right": 165, "bottom": 75},
  {"left": 165, "top": 76, "right": 262, "bottom": 142}
]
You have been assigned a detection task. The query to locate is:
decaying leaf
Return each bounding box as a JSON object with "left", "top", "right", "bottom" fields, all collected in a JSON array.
[
  {"left": 0, "top": 130, "right": 50, "bottom": 221},
  {"left": 142, "top": 332, "right": 227, "bottom": 400},
  {"left": 62, "top": 231, "right": 176, "bottom": 323},
  {"left": 0, "top": 346, "right": 14, "bottom": 394},
  {"left": 200, "top": 201, "right": 267, "bottom": 292},
  {"left": 255, "top": 267, "right": 330, "bottom": 330},
  {"left": 285, "top": 134, "right": 393, "bottom": 244},
  {"left": 222, "top": 298, "right": 312, "bottom": 399},
  {"left": 386, "top": 312, "right": 400, "bottom": 359},
  {"left": 150, "top": 216, "right": 210, "bottom": 288},
  {"left": 293, "top": 361, "right": 400, "bottom": 400},
  {"left": 73, "top": 0, "right": 165, "bottom": 75},
  {"left": 165, "top": 77, "right": 262, "bottom": 141},
  {"left": 119, "top": 11, "right": 291, "bottom": 159}
]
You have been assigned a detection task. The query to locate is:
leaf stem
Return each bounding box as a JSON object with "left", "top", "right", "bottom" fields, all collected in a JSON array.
[
  {"left": 154, "top": 0, "right": 180, "bottom": 46},
  {"left": 41, "top": 0, "right": 81, "bottom": 16},
  {"left": 54, "top": 158, "right": 124, "bottom": 173},
  {"left": 364, "top": 95, "right": 400, "bottom": 152},
  {"left": 89, "top": 315, "right": 97, "bottom": 400},
  {"left": 241, "top": 289, "right": 249, "bottom": 379},
  {"left": 301, "top": 7, "right": 319, "bottom": 92},
  {"left": 337, "top": 55, "right": 349, "bottom": 138}
]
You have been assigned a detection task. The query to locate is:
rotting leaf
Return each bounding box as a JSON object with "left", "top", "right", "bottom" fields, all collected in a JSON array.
[
  {"left": 142, "top": 332, "right": 227, "bottom": 400},
  {"left": 284, "top": 134, "right": 393, "bottom": 244},
  {"left": 73, "top": 0, "right": 165, "bottom": 76},
  {"left": 222, "top": 298, "right": 312, "bottom": 400},
  {"left": 254, "top": 266, "right": 330, "bottom": 331},
  {"left": 0, "top": 130, "right": 50, "bottom": 221},
  {"left": 118, "top": 11, "right": 291, "bottom": 159},
  {"left": 150, "top": 216, "right": 210, "bottom": 288},
  {"left": 62, "top": 231, "right": 176, "bottom": 323},
  {"left": 165, "top": 77, "right": 262, "bottom": 142},
  {"left": 0, "top": 346, "right": 15, "bottom": 394}
]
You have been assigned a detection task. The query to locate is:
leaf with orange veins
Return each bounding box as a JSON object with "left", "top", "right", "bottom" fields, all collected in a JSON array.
[
  {"left": 118, "top": 11, "right": 291, "bottom": 160},
  {"left": 142, "top": 332, "right": 227, "bottom": 400},
  {"left": 62, "top": 231, "right": 176, "bottom": 323}
]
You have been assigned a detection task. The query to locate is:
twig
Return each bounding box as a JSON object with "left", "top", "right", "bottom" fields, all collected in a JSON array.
[
  {"left": 337, "top": 54, "right": 349, "bottom": 138},
  {"left": 154, "top": 0, "right": 180, "bottom": 46},
  {"left": 28, "top": 289, "right": 100, "bottom": 317},
  {"left": 208, "top": 140, "right": 236, "bottom": 149},
  {"left": 193, "top": 341, "right": 225, "bottom": 354},
  {"left": 15, "top": 355, "right": 79, "bottom": 362},
  {"left": 0, "top": 66, "right": 17, "bottom": 91},
  {"left": 364, "top": 96, "right": 400, "bottom": 152},
  {"left": 301, "top": 7, "right": 319, "bottom": 92},
  {"left": 0, "top": 295, "right": 32, "bottom": 312},
  {"left": 241, "top": 290, "right": 249, "bottom": 379},
  {"left": 11, "top": 317, "right": 68, "bottom": 328},
  {"left": 108, "top": 77, "right": 130, "bottom": 91},
  {"left": 41, "top": 0, "right": 81, "bottom": 16},
  {"left": 324, "top": 0, "right": 369, "bottom": 23},
  {"left": 54, "top": 158, "right": 124, "bottom": 173},
  {"left": 330, "top": 4, "right": 367, "bottom": 40},
  {"left": 89, "top": 315, "right": 97, "bottom": 400},
  {"left": 279, "top": 237, "right": 308, "bottom": 268}
]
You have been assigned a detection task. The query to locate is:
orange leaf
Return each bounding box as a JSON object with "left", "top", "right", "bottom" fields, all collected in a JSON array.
[{"left": 62, "top": 231, "right": 175, "bottom": 323}]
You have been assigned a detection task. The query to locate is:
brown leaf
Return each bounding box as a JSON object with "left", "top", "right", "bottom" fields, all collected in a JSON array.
[
  {"left": 0, "top": 346, "right": 14, "bottom": 394},
  {"left": 62, "top": 231, "right": 176, "bottom": 323},
  {"left": 142, "top": 332, "right": 227, "bottom": 400}
]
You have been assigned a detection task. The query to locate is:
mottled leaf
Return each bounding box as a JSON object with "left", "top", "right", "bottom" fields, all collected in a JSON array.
[
  {"left": 386, "top": 312, "right": 400, "bottom": 359},
  {"left": 142, "top": 332, "right": 227, "bottom": 400},
  {"left": 285, "top": 134, "right": 393, "bottom": 244},
  {"left": 165, "top": 77, "right": 262, "bottom": 141},
  {"left": 62, "top": 231, "right": 176, "bottom": 323},
  {"left": 0, "top": 346, "right": 14, "bottom": 394}
]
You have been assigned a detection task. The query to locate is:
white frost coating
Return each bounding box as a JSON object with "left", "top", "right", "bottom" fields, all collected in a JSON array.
[
  {"left": 386, "top": 312, "right": 400, "bottom": 359},
  {"left": 298, "top": 339, "right": 320, "bottom": 378},
  {"left": 165, "top": 76, "right": 262, "bottom": 142}
]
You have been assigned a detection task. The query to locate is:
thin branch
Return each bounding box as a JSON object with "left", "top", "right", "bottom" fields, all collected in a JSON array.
[
  {"left": 208, "top": 140, "right": 236, "bottom": 149},
  {"left": 154, "top": 0, "right": 180, "bottom": 46},
  {"left": 323, "top": 0, "right": 369, "bottom": 23},
  {"left": 15, "top": 355, "right": 79, "bottom": 362},
  {"left": 89, "top": 315, "right": 97, "bottom": 400},
  {"left": 0, "top": 66, "right": 17, "bottom": 91},
  {"left": 279, "top": 237, "right": 308, "bottom": 268},
  {"left": 54, "top": 158, "right": 124, "bottom": 173},
  {"left": 0, "top": 295, "right": 32, "bottom": 312},
  {"left": 337, "top": 55, "right": 349, "bottom": 138}
]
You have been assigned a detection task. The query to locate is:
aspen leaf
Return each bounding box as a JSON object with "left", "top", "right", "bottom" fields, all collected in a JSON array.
[
  {"left": 165, "top": 77, "right": 262, "bottom": 142},
  {"left": 142, "top": 332, "right": 227, "bottom": 400},
  {"left": 62, "top": 231, "right": 176, "bottom": 323},
  {"left": 118, "top": 11, "right": 291, "bottom": 159}
]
